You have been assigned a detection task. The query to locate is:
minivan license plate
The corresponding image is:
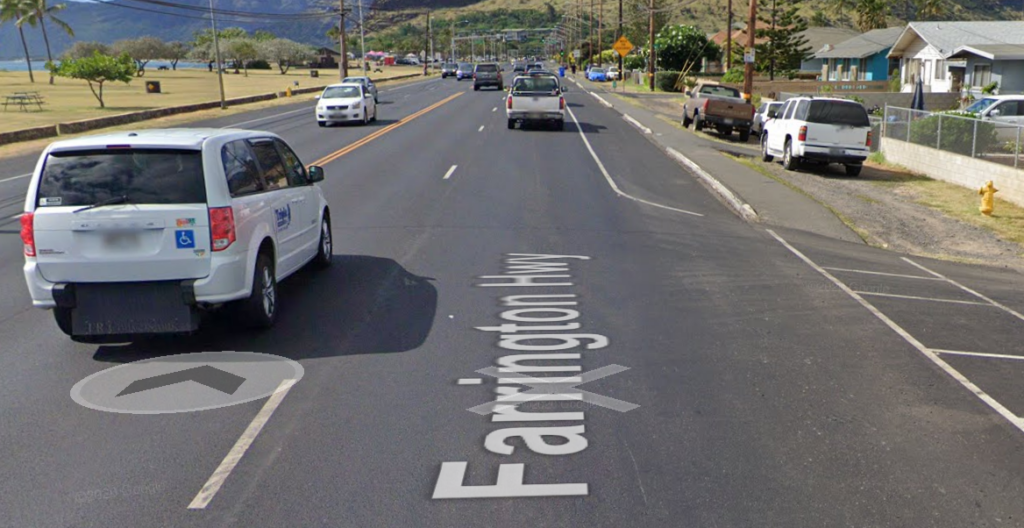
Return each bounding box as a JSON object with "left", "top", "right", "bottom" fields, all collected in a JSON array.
[{"left": 103, "top": 232, "right": 140, "bottom": 250}]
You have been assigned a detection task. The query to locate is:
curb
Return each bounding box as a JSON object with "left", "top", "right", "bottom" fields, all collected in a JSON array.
[{"left": 576, "top": 80, "right": 759, "bottom": 223}]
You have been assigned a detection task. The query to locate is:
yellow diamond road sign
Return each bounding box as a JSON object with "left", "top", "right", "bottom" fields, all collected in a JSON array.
[{"left": 613, "top": 36, "right": 633, "bottom": 57}]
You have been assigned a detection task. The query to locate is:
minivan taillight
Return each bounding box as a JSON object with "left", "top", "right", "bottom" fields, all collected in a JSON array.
[
  {"left": 866, "top": 130, "right": 872, "bottom": 147},
  {"left": 209, "top": 207, "right": 236, "bottom": 251},
  {"left": 20, "top": 212, "right": 34, "bottom": 257},
  {"left": 798, "top": 125, "right": 808, "bottom": 142}
]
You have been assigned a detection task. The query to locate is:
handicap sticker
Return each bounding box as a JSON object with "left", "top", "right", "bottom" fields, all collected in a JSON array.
[
  {"left": 175, "top": 230, "right": 195, "bottom": 249},
  {"left": 275, "top": 205, "right": 291, "bottom": 230}
]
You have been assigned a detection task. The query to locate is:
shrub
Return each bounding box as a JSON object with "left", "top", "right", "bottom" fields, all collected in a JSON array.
[
  {"left": 721, "top": 67, "right": 744, "bottom": 83},
  {"left": 982, "top": 81, "right": 999, "bottom": 94},
  {"left": 888, "top": 69, "right": 901, "bottom": 93},
  {"left": 909, "top": 113, "right": 997, "bottom": 156},
  {"left": 655, "top": 70, "right": 683, "bottom": 92},
  {"left": 246, "top": 59, "right": 272, "bottom": 70},
  {"left": 624, "top": 55, "right": 645, "bottom": 70}
]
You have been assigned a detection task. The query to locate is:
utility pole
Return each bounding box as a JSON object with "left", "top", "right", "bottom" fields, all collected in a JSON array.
[
  {"left": 648, "top": 0, "right": 655, "bottom": 90},
  {"left": 208, "top": 0, "right": 227, "bottom": 109},
  {"left": 617, "top": 0, "right": 623, "bottom": 77},
  {"left": 726, "top": 0, "right": 732, "bottom": 71},
  {"left": 598, "top": 0, "right": 603, "bottom": 67},
  {"left": 339, "top": 0, "right": 348, "bottom": 80},
  {"left": 743, "top": 0, "right": 756, "bottom": 101},
  {"left": 769, "top": 0, "right": 776, "bottom": 81},
  {"left": 589, "top": 0, "right": 594, "bottom": 64},
  {"left": 451, "top": 20, "right": 456, "bottom": 62},
  {"left": 358, "top": 0, "right": 365, "bottom": 73},
  {"left": 425, "top": 10, "right": 431, "bottom": 74}
]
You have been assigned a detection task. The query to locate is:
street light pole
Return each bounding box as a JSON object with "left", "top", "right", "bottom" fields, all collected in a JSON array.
[
  {"left": 742, "top": 0, "right": 756, "bottom": 100},
  {"left": 358, "top": 0, "right": 366, "bottom": 73},
  {"left": 208, "top": 0, "right": 226, "bottom": 109}
]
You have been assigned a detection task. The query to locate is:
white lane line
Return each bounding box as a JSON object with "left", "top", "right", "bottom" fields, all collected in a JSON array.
[
  {"left": 623, "top": 114, "right": 652, "bottom": 134},
  {"left": 591, "top": 92, "right": 613, "bottom": 108},
  {"left": 492, "top": 107, "right": 498, "bottom": 112},
  {"left": 478, "top": 125, "right": 485, "bottom": 132},
  {"left": 665, "top": 148, "right": 757, "bottom": 221},
  {"left": 902, "top": 257, "right": 1024, "bottom": 323},
  {"left": 823, "top": 267, "right": 942, "bottom": 281},
  {"left": 767, "top": 229, "right": 1024, "bottom": 434},
  {"left": 0, "top": 173, "right": 32, "bottom": 184},
  {"left": 222, "top": 106, "right": 311, "bottom": 129},
  {"left": 564, "top": 106, "right": 702, "bottom": 217},
  {"left": 853, "top": 291, "right": 993, "bottom": 306},
  {"left": 933, "top": 349, "right": 1024, "bottom": 361},
  {"left": 187, "top": 379, "right": 298, "bottom": 510},
  {"left": 457, "top": 378, "right": 483, "bottom": 385},
  {"left": 443, "top": 165, "right": 458, "bottom": 180},
  {"left": 8, "top": 213, "right": 23, "bottom": 220}
]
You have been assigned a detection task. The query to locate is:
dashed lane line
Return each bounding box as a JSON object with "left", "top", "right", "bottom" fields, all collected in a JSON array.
[{"left": 443, "top": 165, "right": 458, "bottom": 180}]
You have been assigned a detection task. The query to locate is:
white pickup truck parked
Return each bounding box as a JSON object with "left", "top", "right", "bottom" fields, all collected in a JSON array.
[{"left": 506, "top": 73, "right": 566, "bottom": 130}]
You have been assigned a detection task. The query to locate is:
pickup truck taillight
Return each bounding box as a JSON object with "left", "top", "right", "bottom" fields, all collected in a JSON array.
[
  {"left": 209, "top": 207, "right": 236, "bottom": 252},
  {"left": 866, "top": 130, "right": 872, "bottom": 147},
  {"left": 559, "top": 96, "right": 565, "bottom": 109},
  {"left": 702, "top": 99, "right": 710, "bottom": 113},
  {"left": 798, "top": 125, "right": 808, "bottom": 142},
  {"left": 507, "top": 95, "right": 513, "bottom": 110},
  {"left": 20, "top": 212, "right": 34, "bottom": 257}
]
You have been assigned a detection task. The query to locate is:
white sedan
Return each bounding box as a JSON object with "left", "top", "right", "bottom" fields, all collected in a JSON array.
[{"left": 315, "top": 83, "right": 378, "bottom": 127}]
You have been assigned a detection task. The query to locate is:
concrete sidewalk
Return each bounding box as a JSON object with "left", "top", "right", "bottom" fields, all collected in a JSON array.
[{"left": 568, "top": 75, "right": 864, "bottom": 245}]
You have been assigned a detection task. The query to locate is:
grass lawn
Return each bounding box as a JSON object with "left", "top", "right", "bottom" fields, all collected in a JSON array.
[{"left": 0, "top": 64, "right": 426, "bottom": 133}]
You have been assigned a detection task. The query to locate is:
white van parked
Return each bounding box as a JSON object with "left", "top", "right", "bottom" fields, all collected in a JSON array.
[
  {"left": 21, "top": 129, "right": 332, "bottom": 342},
  {"left": 761, "top": 97, "right": 872, "bottom": 176}
]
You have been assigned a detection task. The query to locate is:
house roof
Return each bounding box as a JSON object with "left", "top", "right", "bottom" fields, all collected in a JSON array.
[
  {"left": 947, "top": 44, "right": 1024, "bottom": 61},
  {"left": 799, "top": 27, "right": 860, "bottom": 57},
  {"left": 888, "top": 21, "right": 1024, "bottom": 59},
  {"left": 815, "top": 27, "right": 903, "bottom": 59}
]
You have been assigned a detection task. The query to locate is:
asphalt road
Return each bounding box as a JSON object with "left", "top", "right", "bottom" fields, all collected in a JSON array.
[{"left": 3, "top": 73, "right": 1024, "bottom": 527}]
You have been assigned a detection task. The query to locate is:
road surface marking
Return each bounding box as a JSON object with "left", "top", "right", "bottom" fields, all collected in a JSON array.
[
  {"left": 623, "top": 114, "right": 652, "bottom": 134},
  {"left": 222, "top": 107, "right": 311, "bottom": 129},
  {"left": 0, "top": 173, "right": 32, "bottom": 184},
  {"left": 310, "top": 92, "right": 463, "bottom": 167},
  {"left": 564, "top": 106, "right": 702, "bottom": 217},
  {"left": 767, "top": 229, "right": 1024, "bottom": 434},
  {"left": 188, "top": 379, "right": 298, "bottom": 509},
  {"left": 932, "top": 349, "right": 1024, "bottom": 361},
  {"left": 443, "top": 165, "right": 458, "bottom": 180},
  {"left": 8, "top": 213, "right": 22, "bottom": 220},
  {"left": 823, "top": 267, "right": 942, "bottom": 281},
  {"left": 590, "top": 92, "right": 613, "bottom": 108},
  {"left": 492, "top": 107, "right": 498, "bottom": 112},
  {"left": 853, "top": 291, "right": 992, "bottom": 306},
  {"left": 457, "top": 378, "right": 482, "bottom": 385},
  {"left": 902, "top": 257, "right": 1024, "bottom": 323},
  {"left": 478, "top": 125, "right": 485, "bottom": 132}
]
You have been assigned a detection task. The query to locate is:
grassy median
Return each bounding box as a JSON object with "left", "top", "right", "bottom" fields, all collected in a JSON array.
[{"left": 0, "top": 65, "right": 426, "bottom": 133}]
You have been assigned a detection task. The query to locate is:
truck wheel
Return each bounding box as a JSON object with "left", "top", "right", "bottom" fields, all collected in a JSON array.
[
  {"left": 761, "top": 134, "right": 774, "bottom": 162},
  {"left": 507, "top": 118, "right": 515, "bottom": 130},
  {"left": 691, "top": 113, "right": 702, "bottom": 132},
  {"left": 739, "top": 128, "right": 751, "bottom": 143},
  {"left": 782, "top": 139, "right": 799, "bottom": 171},
  {"left": 845, "top": 164, "right": 863, "bottom": 177},
  {"left": 682, "top": 113, "right": 692, "bottom": 128}
]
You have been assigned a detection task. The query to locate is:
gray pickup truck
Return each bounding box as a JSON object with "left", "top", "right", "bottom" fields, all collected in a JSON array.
[{"left": 682, "top": 81, "right": 756, "bottom": 142}]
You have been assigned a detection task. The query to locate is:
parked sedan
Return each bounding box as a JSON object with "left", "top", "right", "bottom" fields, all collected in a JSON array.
[
  {"left": 752, "top": 101, "right": 783, "bottom": 136},
  {"left": 607, "top": 67, "right": 620, "bottom": 80},
  {"left": 587, "top": 67, "right": 608, "bottom": 82}
]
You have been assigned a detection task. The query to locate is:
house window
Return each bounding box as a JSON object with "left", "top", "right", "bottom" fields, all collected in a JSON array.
[
  {"left": 973, "top": 64, "right": 992, "bottom": 87},
  {"left": 935, "top": 60, "right": 945, "bottom": 80}
]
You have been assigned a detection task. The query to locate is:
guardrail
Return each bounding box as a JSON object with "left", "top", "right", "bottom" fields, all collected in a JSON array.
[{"left": 883, "top": 106, "right": 1024, "bottom": 170}]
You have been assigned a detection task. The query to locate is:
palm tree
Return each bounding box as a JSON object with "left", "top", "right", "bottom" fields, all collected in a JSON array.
[
  {"left": 0, "top": 0, "right": 36, "bottom": 83},
  {"left": 916, "top": 0, "right": 948, "bottom": 20},
  {"left": 19, "top": 0, "right": 74, "bottom": 84},
  {"left": 855, "top": 0, "right": 889, "bottom": 31}
]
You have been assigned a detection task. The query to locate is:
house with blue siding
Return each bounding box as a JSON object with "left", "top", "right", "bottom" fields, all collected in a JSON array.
[
  {"left": 814, "top": 27, "right": 903, "bottom": 82},
  {"left": 799, "top": 27, "right": 861, "bottom": 73}
]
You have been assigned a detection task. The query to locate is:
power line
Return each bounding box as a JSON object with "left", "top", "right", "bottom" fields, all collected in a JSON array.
[{"left": 119, "top": 0, "right": 339, "bottom": 19}]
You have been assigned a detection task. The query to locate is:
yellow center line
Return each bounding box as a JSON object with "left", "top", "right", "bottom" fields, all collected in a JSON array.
[{"left": 310, "top": 92, "right": 463, "bottom": 167}]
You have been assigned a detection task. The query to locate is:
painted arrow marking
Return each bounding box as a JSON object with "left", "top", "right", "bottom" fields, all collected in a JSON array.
[{"left": 117, "top": 365, "right": 246, "bottom": 397}]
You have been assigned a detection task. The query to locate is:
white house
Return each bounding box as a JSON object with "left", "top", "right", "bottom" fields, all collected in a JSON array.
[{"left": 888, "top": 21, "right": 1024, "bottom": 93}]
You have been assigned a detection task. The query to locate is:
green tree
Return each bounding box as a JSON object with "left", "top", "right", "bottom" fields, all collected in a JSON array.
[
  {"left": 809, "top": 10, "right": 831, "bottom": 26},
  {"left": 1, "top": 0, "right": 36, "bottom": 82},
  {"left": 18, "top": 0, "right": 74, "bottom": 84},
  {"left": 916, "top": 0, "right": 948, "bottom": 20},
  {"left": 855, "top": 0, "right": 889, "bottom": 31},
  {"left": 257, "top": 38, "right": 315, "bottom": 74},
  {"left": 112, "top": 37, "right": 167, "bottom": 77},
  {"left": 654, "top": 25, "right": 720, "bottom": 74},
  {"left": 756, "top": 0, "right": 811, "bottom": 80},
  {"left": 64, "top": 41, "right": 109, "bottom": 59},
  {"left": 222, "top": 38, "right": 258, "bottom": 76},
  {"left": 165, "top": 41, "right": 189, "bottom": 70},
  {"left": 46, "top": 51, "right": 136, "bottom": 108},
  {"left": 252, "top": 30, "right": 276, "bottom": 42}
]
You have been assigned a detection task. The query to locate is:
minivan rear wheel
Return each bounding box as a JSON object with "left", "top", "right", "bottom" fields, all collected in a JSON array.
[
  {"left": 315, "top": 214, "right": 332, "bottom": 268},
  {"left": 241, "top": 252, "right": 277, "bottom": 329}
]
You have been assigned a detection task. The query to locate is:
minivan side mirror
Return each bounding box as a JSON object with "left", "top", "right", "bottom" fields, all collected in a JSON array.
[
  {"left": 561, "top": 86, "right": 568, "bottom": 93},
  {"left": 685, "top": 90, "right": 692, "bottom": 97},
  {"left": 308, "top": 165, "right": 325, "bottom": 183}
]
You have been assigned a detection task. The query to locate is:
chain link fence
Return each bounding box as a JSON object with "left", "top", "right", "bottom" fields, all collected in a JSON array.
[{"left": 883, "top": 106, "right": 1024, "bottom": 169}]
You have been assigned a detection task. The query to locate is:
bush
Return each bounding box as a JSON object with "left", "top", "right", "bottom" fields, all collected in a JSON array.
[
  {"left": 246, "top": 59, "right": 272, "bottom": 70},
  {"left": 655, "top": 70, "right": 683, "bottom": 92},
  {"left": 889, "top": 69, "right": 901, "bottom": 93},
  {"left": 624, "top": 55, "right": 645, "bottom": 70},
  {"left": 909, "top": 113, "right": 997, "bottom": 156},
  {"left": 721, "top": 67, "right": 744, "bottom": 83},
  {"left": 982, "top": 81, "right": 999, "bottom": 94}
]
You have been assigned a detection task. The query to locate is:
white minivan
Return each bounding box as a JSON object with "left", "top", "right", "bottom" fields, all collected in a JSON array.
[
  {"left": 761, "top": 97, "right": 872, "bottom": 176},
  {"left": 21, "top": 128, "right": 332, "bottom": 342}
]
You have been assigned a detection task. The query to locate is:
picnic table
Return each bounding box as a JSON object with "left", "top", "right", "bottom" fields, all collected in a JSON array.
[{"left": 3, "top": 92, "right": 45, "bottom": 112}]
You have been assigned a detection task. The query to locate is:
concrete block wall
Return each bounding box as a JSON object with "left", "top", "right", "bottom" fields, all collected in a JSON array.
[{"left": 881, "top": 137, "right": 1024, "bottom": 207}]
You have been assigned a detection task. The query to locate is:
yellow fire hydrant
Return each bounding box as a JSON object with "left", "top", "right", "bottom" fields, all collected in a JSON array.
[
  {"left": 285, "top": 86, "right": 292, "bottom": 98},
  {"left": 979, "top": 180, "right": 998, "bottom": 216}
]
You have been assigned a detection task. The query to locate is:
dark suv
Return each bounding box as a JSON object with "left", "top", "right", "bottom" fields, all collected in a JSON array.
[
  {"left": 441, "top": 63, "right": 457, "bottom": 78},
  {"left": 473, "top": 63, "right": 503, "bottom": 91}
]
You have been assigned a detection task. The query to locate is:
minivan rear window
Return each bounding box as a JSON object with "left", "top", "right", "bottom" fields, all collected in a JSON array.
[
  {"left": 806, "top": 101, "right": 870, "bottom": 127},
  {"left": 476, "top": 64, "right": 498, "bottom": 72},
  {"left": 37, "top": 149, "right": 206, "bottom": 207}
]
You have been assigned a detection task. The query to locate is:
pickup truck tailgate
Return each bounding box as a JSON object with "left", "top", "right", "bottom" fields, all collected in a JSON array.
[{"left": 708, "top": 99, "right": 753, "bottom": 121}]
